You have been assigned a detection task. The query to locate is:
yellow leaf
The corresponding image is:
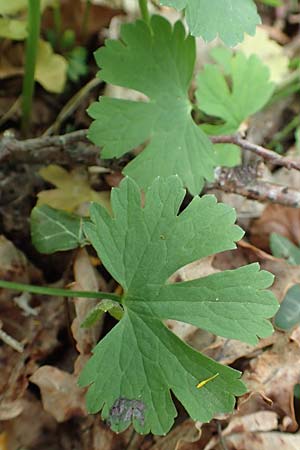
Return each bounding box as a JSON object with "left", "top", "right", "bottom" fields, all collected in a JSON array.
[
  {"left": 196, "top": 373, "right": 219, "bottom": 389},
  {"left": 0, "top": 0, "right": 54, "bottom": 15},
  {"left": 237, "top": 27, "right": 289, "bottom": 84},
  {"left": 0, "top": 18, "right": 27, "bottom": 40},
  {"left": 35, "top": 40, "right": 67, "bottom": 94},
  {"left": 37, "top": 165, "right": 110, "bottom": 213}
]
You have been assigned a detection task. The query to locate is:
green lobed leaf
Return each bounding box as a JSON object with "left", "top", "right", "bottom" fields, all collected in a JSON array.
[
  {"left": 88, "top": 16, "right": 215, "bottom": 195},
  {"left": 196, "top": 48, "right": 274, "bottom": 166},
  {"left": 79, "top": 176, "right": 278, "bottom": 434},
  {"left": 270, "top": 232, "right": 300, "bottom": 265},
  {"left": 31, "top": 205, "right": 89, "bottom": 254},
  {"left": 197, "top": 48, "right": 275, "bottom": 135},
  {"left": 275, "top": 284, "right": 300, "bottom": 330},
  {"left": 159, "top": 0, "right": 261, "bottom": 46}
]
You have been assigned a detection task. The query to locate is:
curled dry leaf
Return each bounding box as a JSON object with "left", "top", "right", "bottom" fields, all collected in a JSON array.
[
  {"left": 222, "top": 411, "right": 278, "bottom": 436},
  {"left": 149, "top": 419, "right": 201, "bottom": 450},
  {"left": 251, "top": 204, "right": 300, "bottom": 252},
  {"left": 30, "top": 365, "right": 87, "bottom": 422},
  {"left": 251, "top": 162, "right": 300, "bottom": 251},
  {"left": 204, "top": 411, "right": 278, "bottom": 450},
  {"left": 71, "top": 248, "right": 104, "bottom": 367},
  {"left": 242, "top": 330, "right": 300, "bottom": 432},
  {"left": 2, "top": 393, "right": 56, "bottom": 450},
  {"left": 223, "top": 431, "right": 300, "bottom": 450}
]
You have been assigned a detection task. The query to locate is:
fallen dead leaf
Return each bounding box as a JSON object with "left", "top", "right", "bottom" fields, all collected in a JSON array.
[
  {"left": 71, "top": 248, "right": 105, "bottom": 372},
  {"left": 223, "top": 411, "right": 278, "bottom": 436},
  {"left": 37, "top": 164, "right": 110, "bottom": 213},
  {"left": 251, "top": 204, "right": 300, "bottom": 251},
  {"left": 2, "top": 393, "right": 56, "bottom": 450},
  {"left": 150, "top": 419, "right": 201, "bottom": 450},
  {"left": 223, "top": 431, "right": 300, "bottom": 450},
  {"left": 242, "top": 331, "right": 300, "bottom": 432},
  {"left": 30, "top": 365, "right": 87, "bottom": 422},
  {"left": 204, "top": 411, "right": 278, "bottom": 450}
]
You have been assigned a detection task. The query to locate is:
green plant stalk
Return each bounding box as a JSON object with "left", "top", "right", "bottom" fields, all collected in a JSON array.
[
  {"left": 0, "top": 280, "right": 122, "bottom": 302},
  {"left": 138, "top": 0, "right": 150, "bottom": 25},
  {"left": 21, "top": 0, "right": 41, "bottom": 135},
  {"left": 53, "top": 0, "right": 62, "bottom": 47},
  {"left": 269, "top": 115, "right": 300, "bottom": 149},
  {"left": 81, "top": 0, "right": 92, "bottom": 40}
]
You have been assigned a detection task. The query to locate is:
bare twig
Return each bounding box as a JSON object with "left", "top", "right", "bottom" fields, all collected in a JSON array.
[
  {"left": 2, "top": 130, "right": 300, "bottom": 172},
  {"left": 0, "top": 129, "right": 94, "bottom": 165},
  {"left": 210, "top": 166, "right": 300, "bottom": 208},
  {"left": 0, "top": 320, "right": 24, "bottom": 352},
  {"left": 2, "top": 130, "right": 300, "bottom": 207},
  {"left": 211, "top": 134, "right": 300, "bottom": 171}
]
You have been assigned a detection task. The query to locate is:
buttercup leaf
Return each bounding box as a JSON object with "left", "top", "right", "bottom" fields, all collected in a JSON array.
[
  {"left": 197, "top": 48, "right": 275, "bottom": 135},
  {"left": 79, "top": 176, "right": 278, "bottom": 434},
  {"left": 159, "top": 0, "right": 261, "bottom": 46},
  {"left": 88, "top": 16, "right": 215, "bottom": 195}
]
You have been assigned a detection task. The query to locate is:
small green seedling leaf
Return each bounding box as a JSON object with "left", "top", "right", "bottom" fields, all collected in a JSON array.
[
  {"left": 81, "top": 299, "right": 124, "bottom": 328},
  {"left": 31, "top": 205, "right": 89, "bottom": 253},
  {"left": 270, "top": 232, "right": 300, "bottom": 265},
  {"left": 79, "top": 176, "right": 278, "bottom": 435},
  {"left": 294, "top": 384, "right": 300, "bottom": 399},
  {"left": 275, "top": 284, "right": 300, "bottom": 330},
  {"left": 88, "top": 16, "right": 215, "bottom": 195},
  {"left": 197, "top": 48, "right": 275, "bottom": 135},
  {"left": 159, "top": 0, "right": 261, "bottom": 46},
  {"left": 196, "top": 48, "right": 274, "bottom": 166}
]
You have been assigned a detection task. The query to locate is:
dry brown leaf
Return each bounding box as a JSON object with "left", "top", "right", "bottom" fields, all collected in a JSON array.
[
  {"left": 30, "top": 365, "right": 87, "bottom": 422},
  {"left": 0, "top": 400, "right": 24, "bottom": 421},
  {"left": 223, "top": 432, "right": 300, "bottom": 449},
  {"left": 242, "top": 331, "right": 300, "bottom": 432},
  {"left": 251, "top": 204, "right": 300, "bottom": 251},
  {"left": 204, "top": 411, "right": 279, "bottom": 450},
  {"left": 71, "top": 248, "right": 105, "bottom": 369},
  {"left": 150, "top": 419, "right": 201, "bottom": 450},
  {"left": 37, "top": 164, "right": 110, "bottom": 213},
  {"left": 2, "top": 393, "right": 56, "bottom": 450},
  {"left": 223, "top": 411, "right": 278, "bottom": 436}
]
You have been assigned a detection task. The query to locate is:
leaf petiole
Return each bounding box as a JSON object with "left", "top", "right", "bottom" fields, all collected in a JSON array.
[
  {"left": 0, "top": 280, "right": 122, "bottom": 302},
  {"left": 138, "top": 0, "right": 150, "bottom": 26}
]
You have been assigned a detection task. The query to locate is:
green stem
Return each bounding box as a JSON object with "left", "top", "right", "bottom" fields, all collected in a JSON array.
[
  {"left": 81, "top": 0, "right": 92, "bottom": 40},
  {"left": 269, "top": 115, "right": 300, "bottom": 149},
  {"left": 53, "top": 0, "right": 62, "bottom": 47},
  {"left": 0, "top": 280, "right": 122, "bottom": 303},
  {"left": 21, "top": 0, "right": 41, "bottom": 136},
  {"left": 138, "top": 0, "right": 150, "bottom": 25}
]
